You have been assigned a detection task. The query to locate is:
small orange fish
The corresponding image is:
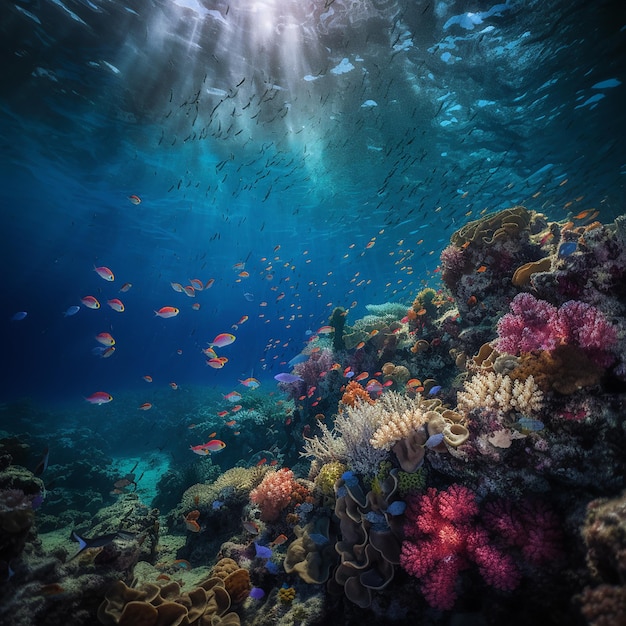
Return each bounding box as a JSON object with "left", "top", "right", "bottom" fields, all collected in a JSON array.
[
  {"left": 238, "top": 271, "right": 250, "bottom": 278},
  {"left": 224, "top": 420, "right": 237, "bottom": 427},
  {"left": 142, "top": 375, "right": 153, "bottom": 383},
  {"left": 354, "top": 372, "right": 369, "bottom": 382},
  {"left": 270, "top": 533, "right": 288, "bottom": 546},
  {"left": 217, "top": 410, "right": 229, "bottom": 417},
  {"left": 170, "top": 382, "right": 178, "bottom": 390},
  {"left": 138, "top": 403, "right": 152, "bottom": 410},
  {"left": 476, "top": 265, "right": 487, "bottom": 273},
  {"left": 183, "top": 285, "right": 196, "bottom": 297},
  {"left": 256, "top": 458, "right": 267, "bottom": 466},
  {"left": 355, "top": 341, "right": 365, "bottom": 350},
  {"left": 192, "top": 303, "right": 201, "bottom": 311},
  {"left": 369, "top": 329, "right": 379, "bottom": 337}
]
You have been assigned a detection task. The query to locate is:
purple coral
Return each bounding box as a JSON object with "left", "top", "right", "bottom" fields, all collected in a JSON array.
[{"left": 494, "top": 293, "right": 618, "bottom": 367}]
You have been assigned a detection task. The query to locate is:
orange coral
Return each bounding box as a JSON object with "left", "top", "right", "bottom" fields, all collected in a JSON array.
[
  {"left": 340, "top": 381, "right": 375, "bottom": 407},
  {"left": 509, "top": 345, "right": 603, "bottom": 395}
]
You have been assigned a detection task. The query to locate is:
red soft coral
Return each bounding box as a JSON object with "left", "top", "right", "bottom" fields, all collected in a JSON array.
[
  {"left": 400, "top": 485, "right": 522, "bottom": 610},
  {"left": 249, "top": 468, "right": 296, "bottom": 522}
]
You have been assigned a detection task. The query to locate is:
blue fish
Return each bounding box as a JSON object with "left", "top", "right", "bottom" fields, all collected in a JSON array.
[
  {"left": 254, "top": 542, "right": 272, "bottom": 559},
  {"left": 386, "top": 501, "right": 407, "bottom": 516},
  {"left": 341, "top": 471, "right": 358, "bottom": 487},
  {"left": 424, "top": 433, "right": 444, "bottom": 448},
  {"left": 274, "top": 373, "right": 304, "bottom": 383},
  {"left": 308, "top": 533, "right": 330, "bottom": 546},
  {"left": 11, "top": 311, "right": 27, "bottom": 321},
  {"left": 288, "top": 354, "right": 309, "bottom": 367},
  {"left": 428, "top": 385, "right": 442, "bottom": 396},
  {"left": 63, "top": 305, "right": 81, "bottom": 317},
  {"left": 249, "top": 587, "right": 265, "bottom": 600},
  {"left": 558, "top": 241, "right": 577, "bottom": 257},
  {"left": 517, "top": 417, "right": 545, "bottom": 432}
]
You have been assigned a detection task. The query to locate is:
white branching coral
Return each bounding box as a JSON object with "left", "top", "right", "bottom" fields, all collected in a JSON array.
[
  {"left": 301, "top": 422, "right": 348, "bottom": 465},
  {"left": 457, "top": 372, "right": 544, "bottom": 415},
  {"left": 369, "top": 392, "right": 432, "bottom": 451}
]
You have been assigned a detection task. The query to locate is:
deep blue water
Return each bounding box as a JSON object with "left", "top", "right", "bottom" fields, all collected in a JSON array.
[{"left": 1, "top": 0, "right": 625, "bottom": 404}]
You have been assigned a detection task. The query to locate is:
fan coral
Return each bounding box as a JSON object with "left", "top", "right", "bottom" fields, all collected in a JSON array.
[
  {"left": 250, "top": 468, "right": 297, "bottom": 522},
  {"left": 495, "top": 293, "right": 618, "bottom": 367},
  {"left": 400, "top": 485, "right": 521, "bottom": 610},
  {"left": 456, "top": 371, "right": 543, "bottom": 415}
]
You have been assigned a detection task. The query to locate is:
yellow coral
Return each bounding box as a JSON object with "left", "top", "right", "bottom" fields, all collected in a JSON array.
[
  {"left": 278, "top": 585, "right": 296, "bottom": 604},
  {"left": 314, "top": 461, "right": 347, "bottom": 497}
]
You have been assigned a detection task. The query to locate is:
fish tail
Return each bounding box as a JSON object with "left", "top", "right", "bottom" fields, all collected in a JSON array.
[{"left": 70, "top": 532, "right": 88, "bottom": 558}]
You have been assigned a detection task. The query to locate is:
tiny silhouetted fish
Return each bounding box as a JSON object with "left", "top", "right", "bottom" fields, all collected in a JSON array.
[{"left": 34, "top": 446, "right": 49, "bottom": 476}]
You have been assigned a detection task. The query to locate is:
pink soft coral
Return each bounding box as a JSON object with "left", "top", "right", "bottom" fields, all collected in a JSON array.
[
  {"left": 495, "top": 293, "right": 618, "bottom": 367},
  {"left": 400, "top": 485, "right": 521, "bottom": 610},
  {"left": 249, "top": 468, "right": 296, "bottom": 522}
]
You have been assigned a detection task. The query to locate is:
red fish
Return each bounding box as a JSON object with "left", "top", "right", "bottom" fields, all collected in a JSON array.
[
  {"left": 85, "top": 391, "right": 113, "bottom": 405},
  {"left": 107, "top": 298, "right": 125, "bottom": 312},
  {"left": 142, "top": 375, "right": 153, "bottom": 383},
  {"left": 223, "top": 391, "right": 242, "bottom": 402},
  {"left": 128, "top": 195, "right": 141, "bottom": 205},
  {"left": 189, "top": 440, "right": 226, "bottom": 455},
  {"left": 189, "top": 278, "right": 204, "bottom": 291},
  {"left": 155, "top": 306, "right": 179, "bottom": 318},
  {"left": 95, "top": 332, "right": 115, "bottom": 346},
  {"left": 138, "top": 403, "right": 152, "bottom": 410},
  {"left": 94, "top": 266, "right": 114, "bottom": 281},
  {"left": 210, "top": 333, "right": 236, "bottom": 348},
  {"left": 81, "top": 296, "right": 100, "bottom": 309}
]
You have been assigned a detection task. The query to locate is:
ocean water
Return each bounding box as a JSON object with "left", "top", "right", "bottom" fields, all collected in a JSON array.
[{"left": 0, "top": 0, "right": 625, "bottom": 624}]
